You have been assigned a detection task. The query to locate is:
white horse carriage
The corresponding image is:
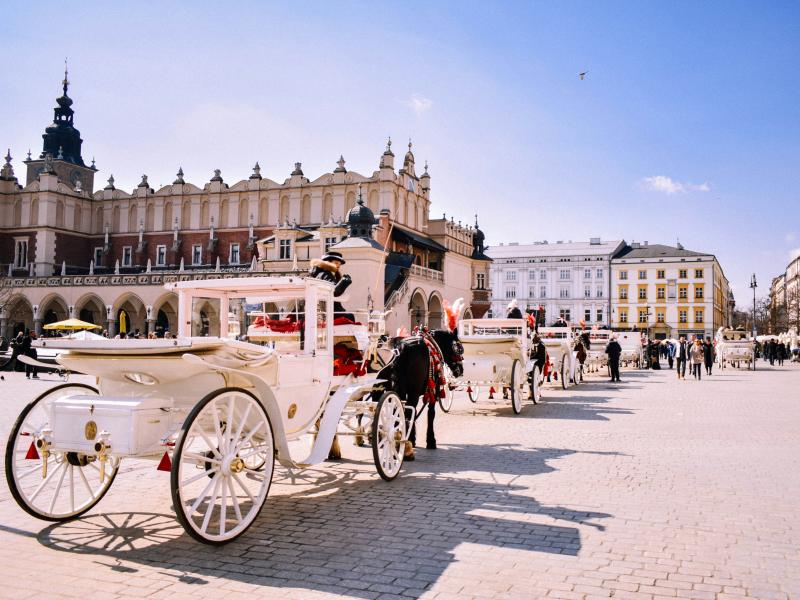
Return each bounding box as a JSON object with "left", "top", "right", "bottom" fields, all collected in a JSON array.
[
  {"left": 5, "top": 276, "right": 412, "bottom": 545},
  {"left": 618, "top": 332, "right": 645, "bottom": 368},
  {"left": 715, "top": 327, "right": 755, "bottom": 370},
  {"left": 456, "top": 318, "right": 541, "bottom": 413},
  {"left": 577, "top": 329, "right": 612, "bottom": 374},
  {"left": 537, "top": 327, "right": 577, "bottom": 388}
]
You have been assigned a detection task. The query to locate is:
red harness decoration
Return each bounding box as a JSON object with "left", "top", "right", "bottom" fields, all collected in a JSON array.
[{"left": 413, "top": 327, "right": 447, "bottom": 405}]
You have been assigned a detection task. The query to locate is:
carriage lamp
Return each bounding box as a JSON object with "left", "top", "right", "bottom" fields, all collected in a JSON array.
[
  {"left": 94, "top": 432, "right": 111, "bottom": 483},
  {"left": 36, "top": 437, "right": 51, "bottom": 479}
]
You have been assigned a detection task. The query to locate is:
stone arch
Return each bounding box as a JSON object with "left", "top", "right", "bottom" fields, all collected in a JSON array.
[
  {"left": 219, "top": 198, "right": 229, "bottom": 228},
  {"left": 368, "top": 189, "right": 379, "bottom": 214},
  {"left": 4, "top": 295, "right": 34, "bottom": 338},
  {"left": 56, "top": 199, "right": 65, "bottom": 228},
  {"left": 145, "top": 202, "right": 155, "bottom": 231},
  {"left": 74, "top": 203, "right": 83, "bottom": 231},
  {"left": 238, "top": 197, "right": 249, "bottom": 227},
  {"left": 113, "top": 292, "right": 147, "bottom": 337},
  {"left": 74, "top": 293, "right": 106, "bottom": 327},
  {"left": 259, "top": 197, "right": 268, "bottom": 225},
  {"left": 322, "top": 193, "right": 333, "bottom": 223},
  {"left": 112, "top": 205, "right": 120, "bottom": 231},
  {"left": 409, "top": 288, "right": 427, "bottom": 327},
  {"left": 39, "top": 293, "right": 69, "bottom": 332},
  {"left": 279, "top": 196, "right": 289, "bottom": 223},
  {"left": 393, "top": 192, "right": 399, "bottom": 221},
  {"left": 181, "top": 201, "right": 191, "bottom": 229},
  {"left": 152, "top": 292, "right": 179, "bottom": 337},
  {"left": 94, "top": 205, "right": 103, "bottom": 233},
  {"left": 163, "top": 200, "right": 173, "bottom": 230},
  {"left": 427, "top": 292, "right": 444, "bottom": 330},
  {"left": 13, "top": 198, "right": 21, "bottom": 226},
  {"left": 346, "top": 190, "right": 356, "bottom": 209},
  {"left": 128, "top": 203, "right": 137, "bottom": 232},
  {"left": 192, "top": 298, "right": 220, "bottom": 337},
  {"left": 29, "top": 197, "right": 38, "bottom": 226},
  {"left": 300, "top": 194, "right": 311, "bottom": 224},
  {"left": 463, "top": 307, "right": 474, "bottom": 320},
  {"left": 199, "top": 200, "right": 208, "bottom": 228}
]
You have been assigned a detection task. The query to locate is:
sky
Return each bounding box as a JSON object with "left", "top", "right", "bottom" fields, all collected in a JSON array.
[{"left": 2, "top": 1, "right": 798, "bottom": 305}]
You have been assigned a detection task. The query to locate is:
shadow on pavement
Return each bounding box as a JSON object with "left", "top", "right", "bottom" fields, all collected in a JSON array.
[{"left": 34, "top": 444, "right": 613, "bottom": 599}]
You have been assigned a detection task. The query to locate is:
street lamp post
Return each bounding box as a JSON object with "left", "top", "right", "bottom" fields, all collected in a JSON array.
[{"left": 750, "top": 274, "right": 757, "bottom": 338}]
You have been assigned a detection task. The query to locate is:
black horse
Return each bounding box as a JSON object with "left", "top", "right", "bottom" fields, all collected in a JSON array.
[{"left": 375, "top": 329, "right": 463, "bottom": 456}]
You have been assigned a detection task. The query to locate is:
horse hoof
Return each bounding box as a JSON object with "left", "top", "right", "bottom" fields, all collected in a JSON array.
[
  {"left": 327, "top": 452, "right": 341, "bottom": 461},
  {"left": 354, "top": 435, "right": 364, "bottom": 447},
  {"left": 403, "top": 441, "right": 415, "bottom": 461}
]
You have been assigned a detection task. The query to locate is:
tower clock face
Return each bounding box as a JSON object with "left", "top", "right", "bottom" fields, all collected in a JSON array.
[{"left": 70, "top": 170, "right": 82, "bottom": 187}]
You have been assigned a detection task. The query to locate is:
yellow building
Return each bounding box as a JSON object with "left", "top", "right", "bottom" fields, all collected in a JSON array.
[{"left": 610, "top": 242, "right": 731, "bottom": 339}]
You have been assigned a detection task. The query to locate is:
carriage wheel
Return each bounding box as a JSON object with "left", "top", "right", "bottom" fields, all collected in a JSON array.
[
  {"left": 438, "top": 368, "right": 455, "bottom": 413},
  {"left": 510, "top": 360, "right": 524, "bottom": 414},
  {"left": 371, "top": 392, "right": 406, "bottom": 481},
  {"left": 5, "top": 383, "right": 120, "bottom": 521},
  {"left": 172, "top": 388, "right": 274, "bottom": 545},
  {"left": 467, "top": 386, "right": 480, "bottom": 403},
  {"left": 529, "top": 366, "right": 541, "bottom": 404},
  {"left": 560, "top": 360, "right": 569, "bottom": 390}
]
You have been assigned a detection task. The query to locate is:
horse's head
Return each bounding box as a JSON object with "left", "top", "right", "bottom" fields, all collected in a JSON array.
[{"left": 431, "top": 329, "right": 464, "bottom": 377}]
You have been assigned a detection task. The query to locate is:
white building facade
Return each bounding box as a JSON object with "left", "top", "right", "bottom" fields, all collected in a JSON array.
[{"left": 487, "top": 238, "right": 624, "bottom": 326}]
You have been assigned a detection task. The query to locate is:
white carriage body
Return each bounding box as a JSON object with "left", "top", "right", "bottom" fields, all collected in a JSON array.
[
  {"left": 617, "top": 332, "right": 644, "bottom": 365},
  {"left": 584, "top": 329, "right": 612, "bottom": 367},
  {"left": 715, "top": 329, "right": 755, "bottom": 364},
  {"left": 457, "top": 318, "right": 530, "bottom": 386},
  {"left": 537, "top": 326, "right": 575, "bottom": 380}
]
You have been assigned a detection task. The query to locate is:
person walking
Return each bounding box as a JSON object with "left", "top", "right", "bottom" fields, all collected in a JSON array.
[
  {"left": 606, "top": 335, "right": 622, "bottom": 383},
  {"left": 650, "top": 340, "right": 661, "bottom": 370},
  {"left": 768, "top": 339, "right": 776, "bottom": 365},
  {"left": 690, "top": 339, "right": 704, "bottom": 380},
  {"left": 777, "top": 341, "right": 786, "bottom": 366},
  {"left": 666, "top": 340, "right": 675, "bottom": 369},
  {"left": 9, "top": 331, "right": 24, "bottom": 372},
  {"left": 703, "top": 336, "right": 715, "bottom": 375},
  {"left": 675, "top": 335, "right": 688, "bottom": 380},
  {"left": 21, "top": 330, "right": 39, "bottom": 379}
]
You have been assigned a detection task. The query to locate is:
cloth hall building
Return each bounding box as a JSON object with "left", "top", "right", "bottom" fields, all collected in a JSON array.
[{"left": 0, "top": 74, "right": 491, "bottom": 338}]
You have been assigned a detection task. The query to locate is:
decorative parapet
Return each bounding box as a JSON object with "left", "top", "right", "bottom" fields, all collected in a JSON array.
[{"left": 1, "top": 267, "right": 263, "bottom": 288}]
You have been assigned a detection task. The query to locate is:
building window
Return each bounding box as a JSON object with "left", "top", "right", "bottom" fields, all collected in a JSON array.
[
  {"left": 596, "top": 287, "right": 604, "bottom": 298},
  {"left": 476, "top": 273, "right": 485, "bottom": 290},
  {"left": 619, "top": 270, "right": 628, "bottom": 280},
  {"left": 657, "top": 286, "right": 666, "bottom": 300},
  {"left": 191, "top": 244, "right": 202, "bottom": 265},
  {"left": 560, "top": 309, "right": 571, "bottom": 321},
  {"left": 528, "top": 270, "right": 536, "bottom": 280},
  {"left": 596, "top": 309, "right": 603, "bottom": 323},
  {"left": 279, "top": 239, "right": 292, "bottom": 260},
  {"left": 695, "top": 269, "right": 704, "bottom": 278},
  {"left": 679, "top": 309, "right": 688, "bottom": 324},
  {"left": 679, "top": 286, "right": 688, "bottom": 299},
  {"left": 695, "top": 286, "right": 704, "bottom": 299},
  {"left": 584, "top": 268, "right": 591, "bottom": 279},
  {"left": 619, "top": 287, "right": 628, "bottom": 300},
  {"left": 13, "top": 238, "right": 28, "bottom": 269},
  {"left": 324, "top": 237, "right": 337, "bottom": 251},
  {"left": 540, "top": 270, "right": 547, "bottom": 280},
  {"left": 584, "top": 309, "right": 591, "bottom": 322},
  {"left": 657, "top": 269, "right": 665, "bottom": 279},
  {"left": 230, "top": 243, "right": 240, "bottom": 264},
  {"left": 596, "top": 268, "right": 603, "bottom": 279},
  {"left": 506, "top": 271, "right": 516, "bottom": 281},
  {"left": 505, "top": 288, "right": 517, "bottom": 299},
  {"left": 156, "top": 245, "right": 167, "bottom": 267},
  {"left": 584, "top": 286, "right": 591, "bottom": 298},
  {"left": 638, "top": 270, "right": 647, "bottom": 280},
  {"left": 695, "top": 309, "right": 704, "bottom": 323},
  {"left": 540, "top": 285, "right": 547, "bottom": 298},
  {"left": 657, "top": 310, "right": 665, "bottom": 323},
  {"left": 559, "top": 288, "right": 569, "bottom": 299},
  {"left": 638, "top": 287, "right": 647, "bottom": 300},
  {"left": 93, "top": 247, "right": 103, "bottom": 267},
  {"left": 679, "top": 269, "right": 687, "bottom": 278},
  {"left": 619, "top": 309, "right": 628, "bottom": 323},
  {"left": 559, "top": 269, "right": 570, "bottom": 280},
  {"left": 639, "top": 309, "right": 648, "bottom": 323},
  {"left": 122, "top": 246, "right": 132, "bottom": 267}
]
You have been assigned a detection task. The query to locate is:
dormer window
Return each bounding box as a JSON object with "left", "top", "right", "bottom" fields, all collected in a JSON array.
[{"left": 407, "top": 178, "right": 416, "bottom": 193}]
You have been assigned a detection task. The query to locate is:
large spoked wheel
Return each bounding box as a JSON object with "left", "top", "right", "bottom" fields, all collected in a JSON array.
[
  {"left": 467, "top": 385, "right": 480, "bottom": 403},
  {"left": 5, "top": 383, "right": 120, "bottom": 521},
  {"left": 371, "top": 391, "right": 406, "bottom": 482},
  {"left": 510, "top": 360, "right": 524, "bottom": 414},
  {"left": 438, "top": 367, "right": 455, "bottom": 413},
  {"left": 172, "top": 388, "right": 274, "bottom": 545},
  {"left": 560, "top": 360, "right": 569, "bottom": 390},
  {"left": 529, "top": 366, "right": 541, "bottom": 404}
]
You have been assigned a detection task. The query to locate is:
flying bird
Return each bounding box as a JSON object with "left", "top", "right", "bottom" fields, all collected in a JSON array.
[{"left": 579, "top": 71, "right": 588, "bottom": 80}]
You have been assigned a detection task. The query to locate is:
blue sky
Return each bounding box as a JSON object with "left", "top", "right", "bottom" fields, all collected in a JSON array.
[{"left": 2, "top": 1, "right": 798, "bottom": 303}]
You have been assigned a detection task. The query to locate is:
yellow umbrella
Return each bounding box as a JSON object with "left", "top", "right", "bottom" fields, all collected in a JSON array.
[{"left": 43, "top": 318, "right": 102, "bottom": 331}]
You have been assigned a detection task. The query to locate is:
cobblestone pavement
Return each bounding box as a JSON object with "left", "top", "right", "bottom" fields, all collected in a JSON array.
[{"left": 1, "top": 363, "right": 799, "bottom": 600}]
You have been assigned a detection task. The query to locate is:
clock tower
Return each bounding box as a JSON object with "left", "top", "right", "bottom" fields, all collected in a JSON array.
[{"left": 25, "top": 64, "right": 97, "bottom": 192}]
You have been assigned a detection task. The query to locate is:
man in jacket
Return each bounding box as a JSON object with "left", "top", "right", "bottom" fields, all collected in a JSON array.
[
  {"left": 666, "top": 340, "right": 675, "bottom": 369},
  {"left": 605, "top": 335, "right": 622, "bottom": 383},
  {"left": 703, "top": 337, "right": 715, "bottom": 375},
  {"left": 675, "top": 335, "right": 688, "bottom": 379},
  {"left": 308, "top": 251, "right": 353, "bottom": 322}
]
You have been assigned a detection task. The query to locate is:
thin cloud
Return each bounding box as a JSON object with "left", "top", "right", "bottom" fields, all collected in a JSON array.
[
  {"left": 791, "top": 248, "right": 800, "bottom": 260},
  {"left": 405, "top": 94, "right": 433, "bottom": 115},
  {"left": 785, "top": 232, "right": 797, "bottom": 244},
  {"left": 640, "top": 175, "right": 711, "bottom": 195}
]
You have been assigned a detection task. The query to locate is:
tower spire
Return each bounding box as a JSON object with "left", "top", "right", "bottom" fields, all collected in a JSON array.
[{"left": 63, "top": 58, "right": 69, "bottom": 95}]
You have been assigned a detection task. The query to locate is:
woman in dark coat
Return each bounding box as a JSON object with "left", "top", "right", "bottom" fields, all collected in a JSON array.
[{"left": 703, "top": 337, "right": 715, "bottom": 375}]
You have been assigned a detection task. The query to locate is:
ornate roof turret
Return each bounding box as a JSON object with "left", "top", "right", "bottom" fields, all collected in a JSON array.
[
  {"left": 173, "top": 167, "right": 185, "bottom": 184},
  {"left": 471, "top": 214, "right": 489, "bottom": 260},
  {"left": 346, "top": 184, "right": 377, "bottom": 239},
  {"left": 210, "top": 169, "right": 223, "bottom": 182},
  {"left": 250, "top": 162, "right": 262, "bottom": 179},
  {"left": 334, "top": 155, "right": 347, "bottom": 173},
  {"left": 401, "top": 139, "right": 416, "bottom": 177},
  {"left": 420, "top": 160, "right": 430, "bottom": 190},
  {"left": 105, "top": 174, "right": 115, "bottom": 190},
  {"left": 41, "top": 62, "right": 86, "bottom": 166},
  {"left": 379, "top": 137, "right": 395, "bottom": 170},
  {"left": 291, "top": 162, "right": 304, "bottom": 177},
  {"left": 0, "top": 149, "right": 15, "bottom": 181}
]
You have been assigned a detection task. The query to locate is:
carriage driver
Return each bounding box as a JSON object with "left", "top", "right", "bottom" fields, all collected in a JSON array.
[{"left": 309, "top": 251, "right": 355, "bottom": 322}]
